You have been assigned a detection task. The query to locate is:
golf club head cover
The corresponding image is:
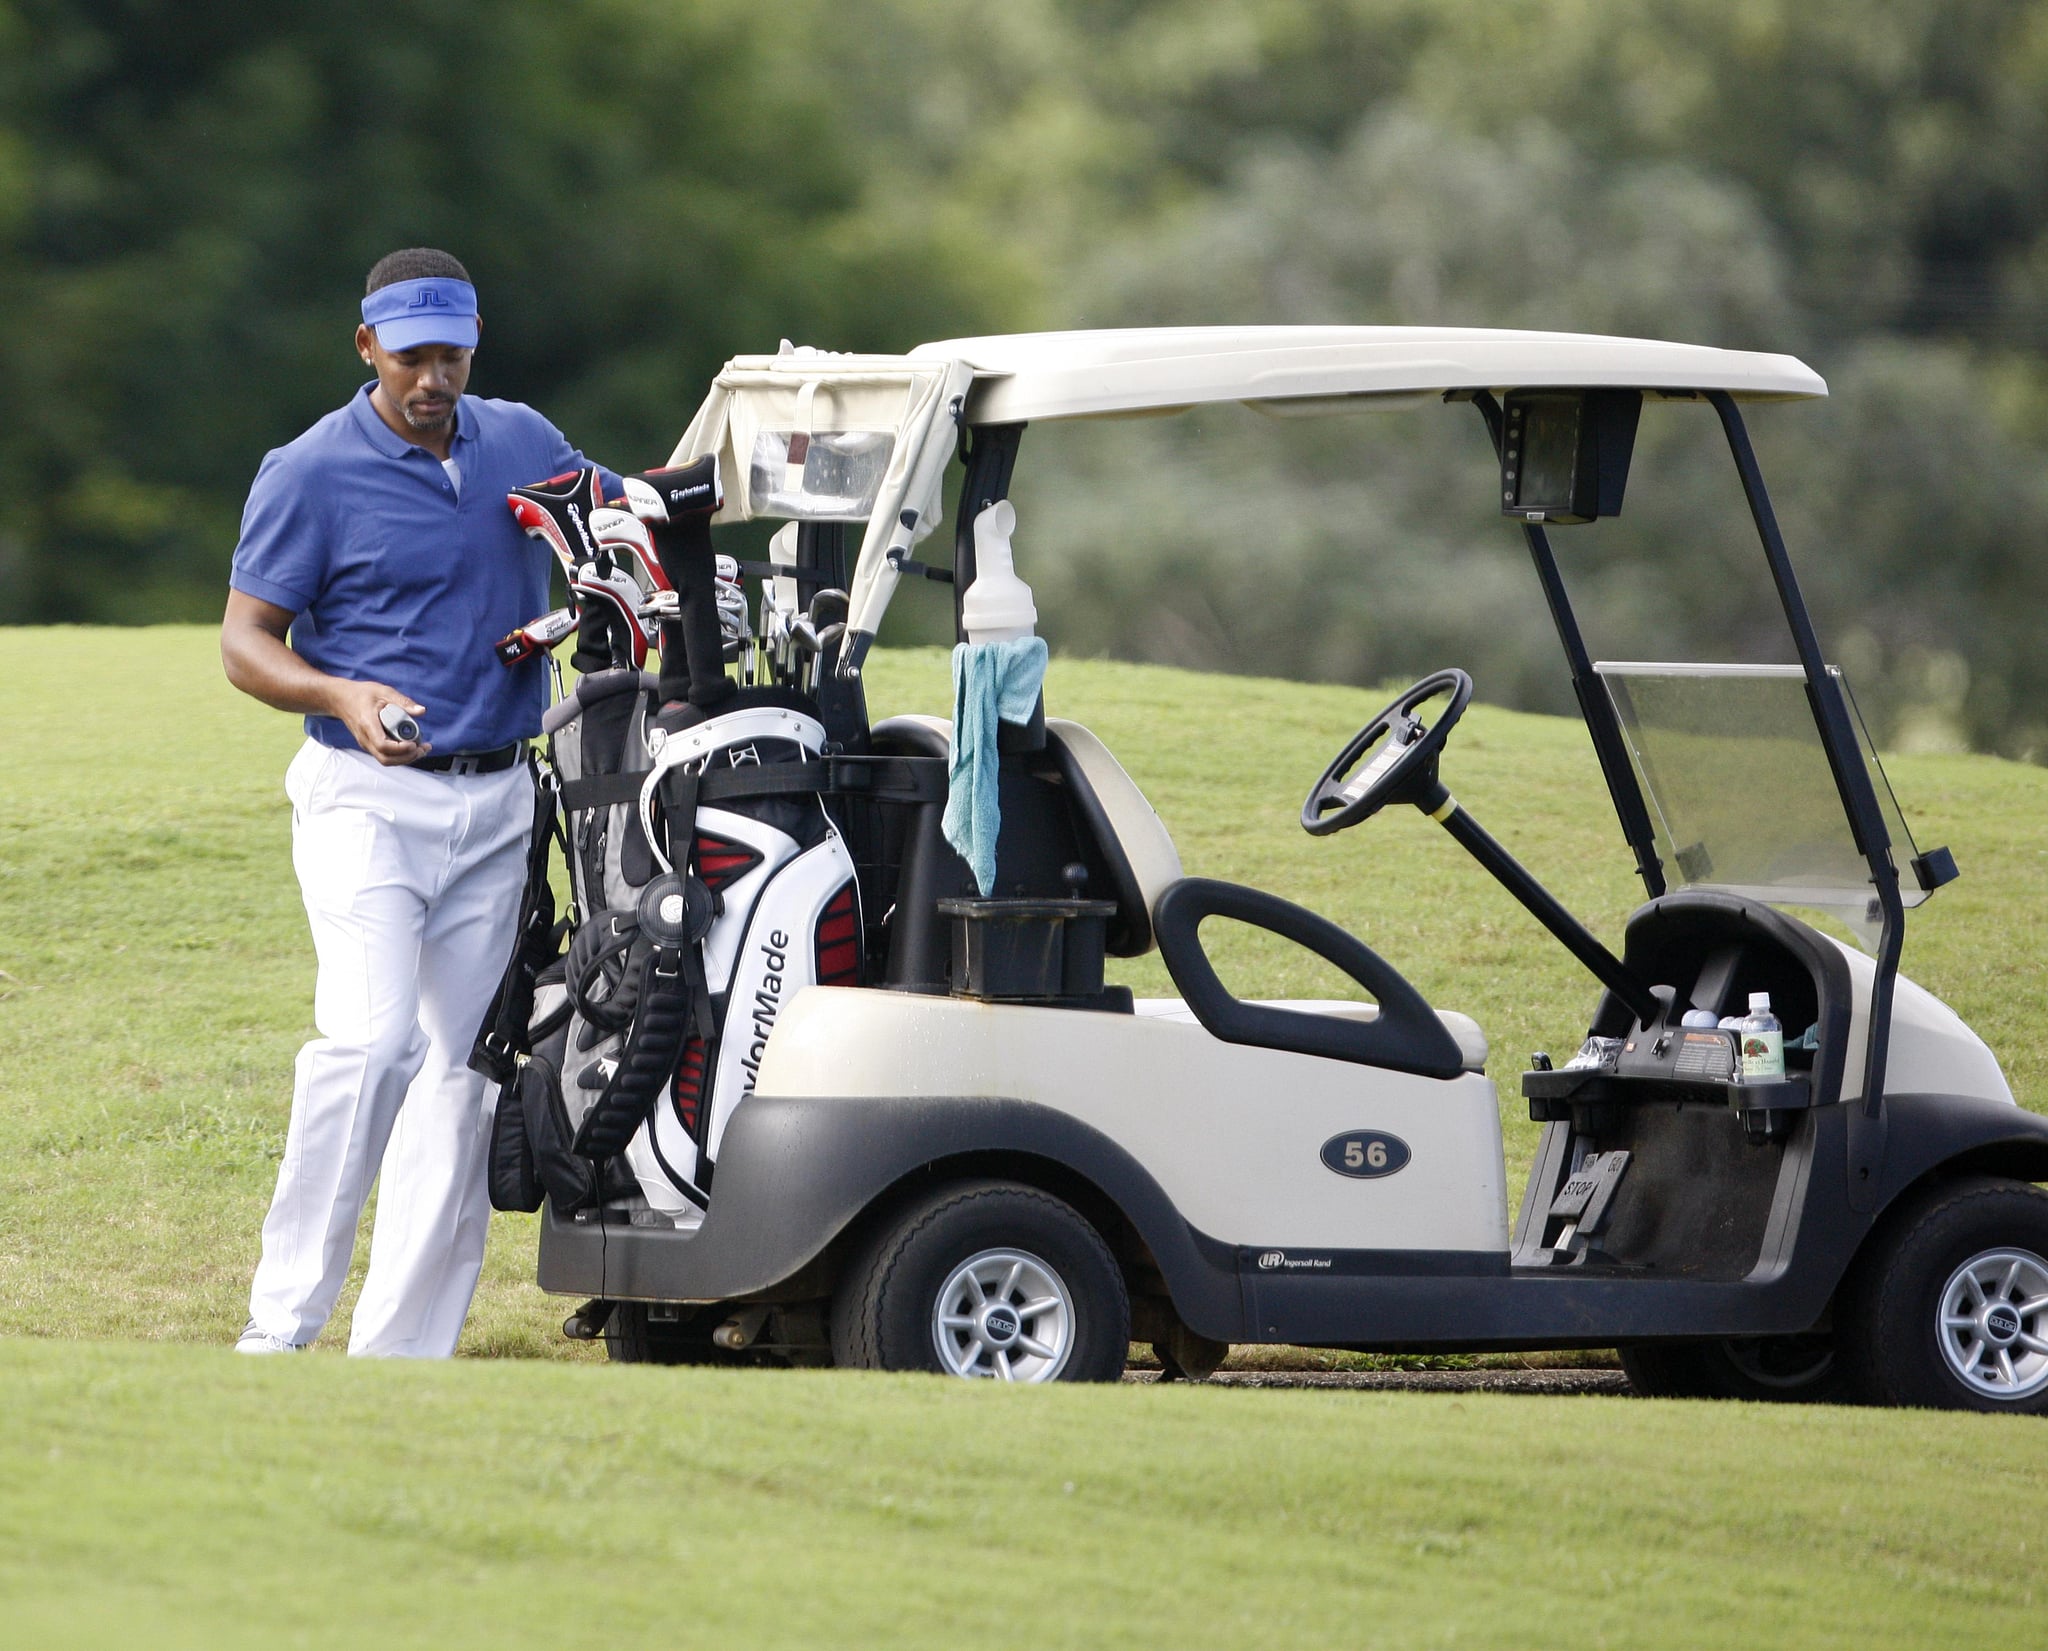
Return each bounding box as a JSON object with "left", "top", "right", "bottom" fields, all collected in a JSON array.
[
  {"left": 620, "top": 455, "right": 722, "bottom": 526},
  {"left": 624, "top": 457, "right": 733, "bottom": 710},
  {"left": 508, "top": 466, "right": 605, "bottom": 575},
  {"left": 507, "top": 467, "right": 622, "bottom": 674},
  {"left": 568, "top": 564, "right": 652, "bottom": 670},
  {"left": 590, "top": 507, "right": 668, "bottom": 592}
]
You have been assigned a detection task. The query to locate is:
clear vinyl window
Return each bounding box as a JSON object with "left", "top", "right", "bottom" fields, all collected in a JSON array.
[{"left": 747, "top": 429, "right": 896, "bottom": 521}]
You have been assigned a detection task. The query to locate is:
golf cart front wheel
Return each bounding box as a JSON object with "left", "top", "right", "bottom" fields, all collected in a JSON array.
[
  {"left": 1841, "top": 1176, "right": 2048, "bottom": 1413},
  {"left": 831, "top": 1180, "right": 1130, "bottom": 1382}
]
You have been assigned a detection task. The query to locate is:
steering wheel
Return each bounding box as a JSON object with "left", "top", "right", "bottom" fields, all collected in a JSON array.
[{"left": 1302, "top": 669, "right": 1473, "bottom": 836}]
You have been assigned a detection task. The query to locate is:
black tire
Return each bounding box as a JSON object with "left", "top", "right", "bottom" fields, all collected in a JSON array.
[
  {"left": 830, "top": 1180, "right": 1130, "bottom": 1382},
  {"left": 1619, "top": 1334, "right": 1848, "bottom": 1403},
  {"left": 604, "top": 1302, "right": 745, "bottom": 1366},
  {"left": 1839, "top": 1175, "right": 2048, "bottom": 1413}
]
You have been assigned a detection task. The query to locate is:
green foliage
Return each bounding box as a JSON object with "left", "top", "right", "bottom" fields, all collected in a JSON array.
[
  {"left": 1075, "top": 0, "right": 2048, "bottom": 350},
  {"left": 835, "top": 2, "right": 2048, "bottom": 758},
  {"left": 4, "top": 0, "right": 2047, "bottom": 758},
  {"left": 1021, "top": 78, "right": 2048, "bottom": 759},
  {"left": 0, "top": 0, "right": 1015, "bottom": 624}
]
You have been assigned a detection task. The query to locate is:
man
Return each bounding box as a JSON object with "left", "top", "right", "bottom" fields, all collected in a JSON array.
[{"left": 223, "top": 248, "right": 619, "bottom": 1356}]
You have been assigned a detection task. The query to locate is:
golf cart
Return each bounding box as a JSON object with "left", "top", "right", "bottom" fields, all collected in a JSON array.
[{"left": 494, "top": 327, "right": 2048, "bottom": 1410}]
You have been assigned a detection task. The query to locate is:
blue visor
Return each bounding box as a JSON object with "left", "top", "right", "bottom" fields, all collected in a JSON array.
[{"left": 362, "top": 277, "right": 480, "bottom": 351}]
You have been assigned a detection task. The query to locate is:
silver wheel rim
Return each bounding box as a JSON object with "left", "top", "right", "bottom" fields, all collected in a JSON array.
[
  {"left": 1936, "top": 1247, "right": 2048, "bottom": 1400},
  {"left": 932, "top": 1247, "right": 1074, "bottom": 1382}
]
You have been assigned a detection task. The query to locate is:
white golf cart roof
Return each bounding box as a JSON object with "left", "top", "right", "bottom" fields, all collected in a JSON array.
[
  {"left": 666, "top": 325, "right": 1827, "bottom": 652},
  {"left": 909, "top": 326, "right": 1827, "bottom": 423}
]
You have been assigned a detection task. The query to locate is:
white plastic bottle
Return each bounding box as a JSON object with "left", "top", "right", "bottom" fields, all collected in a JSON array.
[
  {"left": 960, "top": 500, "right": 1038, "bottom": 643},
  {"left": 1739, "top": 991, "right": 1784, "bottom": 1083}
]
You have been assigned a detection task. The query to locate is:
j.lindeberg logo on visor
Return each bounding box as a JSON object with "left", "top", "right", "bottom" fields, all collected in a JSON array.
[{"left": 408, "top": 288, "right": 454, "bottom": 309}]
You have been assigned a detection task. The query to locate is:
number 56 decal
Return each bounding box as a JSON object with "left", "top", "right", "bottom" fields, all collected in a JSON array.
[{"left": 1320, "top": 1131, "right": 1411, "bottom": 1179}]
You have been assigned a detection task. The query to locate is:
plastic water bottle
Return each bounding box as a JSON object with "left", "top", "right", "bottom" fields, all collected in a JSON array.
[{"left": 1739, "top": 991, "right": 1784, "bottom": 1083}]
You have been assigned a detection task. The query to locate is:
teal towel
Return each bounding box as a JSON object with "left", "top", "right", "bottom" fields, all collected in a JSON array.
[{"left": 943, "top": 637, "right": 1049, "bottom": 896}]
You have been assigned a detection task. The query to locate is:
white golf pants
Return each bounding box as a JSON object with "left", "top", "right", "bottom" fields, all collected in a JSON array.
[{"left": 246, "top": 739, "right": 534, "bottom": 1357}]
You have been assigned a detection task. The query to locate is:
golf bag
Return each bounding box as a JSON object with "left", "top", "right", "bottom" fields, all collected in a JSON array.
[
  {"left": 479, "top": 454, "right": 867, "bottom": 1227},
  {"left": 483, "top": 675, "right": 862, "bottom": 1225}
]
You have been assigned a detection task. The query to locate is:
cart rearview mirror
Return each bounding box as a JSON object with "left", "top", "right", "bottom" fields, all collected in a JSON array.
[{"left": 1500, "top": 390, "right": 1641, "bottom": 525}]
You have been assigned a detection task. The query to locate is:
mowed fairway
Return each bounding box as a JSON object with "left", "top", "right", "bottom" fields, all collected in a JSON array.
[
  {"left": 5, "top": 1339, "right": 2047, "bottom": 1649},
  {"left": 3, "top": 626, "right": 2047, "bottom": 1646}
]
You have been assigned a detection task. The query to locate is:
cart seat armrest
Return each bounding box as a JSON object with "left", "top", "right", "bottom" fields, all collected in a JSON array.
[{"left": 1152, "top": 878, "right": 1468, "bottom": 1080}]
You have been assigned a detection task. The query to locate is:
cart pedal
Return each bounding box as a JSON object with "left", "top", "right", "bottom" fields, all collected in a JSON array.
[{"left": 1544, "top": 1150, "right": 1631, "bottom": 1261}]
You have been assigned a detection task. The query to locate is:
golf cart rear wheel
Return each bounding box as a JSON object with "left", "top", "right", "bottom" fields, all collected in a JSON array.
[
  {"left": 831, "top": 1180, "right": 1129, "bottom": 1382},
  {"left": 1619, "top": 1334, "right": 1846, "bottom": 1402},
  {"left": 1841, "top": 1176, "right": 2048, "bottom": 1413}
]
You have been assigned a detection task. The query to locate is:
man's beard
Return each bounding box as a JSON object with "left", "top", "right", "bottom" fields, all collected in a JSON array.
[{"left": 402, "top": 396, "right": 454, "bottom": 433}]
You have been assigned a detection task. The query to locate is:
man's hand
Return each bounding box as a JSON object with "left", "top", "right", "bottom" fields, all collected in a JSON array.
[
  {"left": 221, "top": 590, "right": 433, "bottom": 764},
  {"left": 329, "top": 678, "right": 432, "bottom": 764}
]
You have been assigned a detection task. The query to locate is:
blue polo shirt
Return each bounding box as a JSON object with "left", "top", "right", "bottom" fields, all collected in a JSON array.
[{"left": 231, "top": 385, "right": 622, "bottom": 753}]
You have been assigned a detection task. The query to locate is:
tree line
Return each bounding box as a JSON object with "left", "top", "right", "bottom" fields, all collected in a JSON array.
[{"left": 3, "top": 0, "right": 2044, "bottom": 757}]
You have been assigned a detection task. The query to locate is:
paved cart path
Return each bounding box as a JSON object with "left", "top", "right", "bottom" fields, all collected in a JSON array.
[{"left": 1126, "top": 1367, "right": 1632, "bottom": 1394}]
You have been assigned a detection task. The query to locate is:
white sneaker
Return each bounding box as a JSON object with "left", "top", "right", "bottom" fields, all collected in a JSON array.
[{"left": 234, "top": 1320, "right": 306, "bottom": 1355}]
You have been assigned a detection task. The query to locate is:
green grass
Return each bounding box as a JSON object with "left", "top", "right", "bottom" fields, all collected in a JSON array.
[
  {"left": 2, "top": 626, "right": 2046, "bottom": 1646},
  {"left": 1, "top": 627, "right": 2044, "bottom": 1353},
  {"left": 4, "top": 1337, "right": 2045, "bottom": 1650}
]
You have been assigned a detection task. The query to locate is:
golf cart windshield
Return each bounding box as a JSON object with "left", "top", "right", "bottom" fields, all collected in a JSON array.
[{"left": 1595, "top": 663, "right": 1926, "bottom": 939}]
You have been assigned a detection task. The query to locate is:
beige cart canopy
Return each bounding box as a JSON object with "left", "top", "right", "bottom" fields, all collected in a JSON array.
[{"left": 665, "top": 326, "right": 1828, "bottom": 658}]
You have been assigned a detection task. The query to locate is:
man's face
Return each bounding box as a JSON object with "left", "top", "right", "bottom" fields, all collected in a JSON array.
[{"left": 355, "top": 324, "right": 475, "bottom": 436}]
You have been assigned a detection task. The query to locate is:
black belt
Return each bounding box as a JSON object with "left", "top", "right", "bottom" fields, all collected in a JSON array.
[{"left": 413, "top": 743, "right": 526, "bottom": 776}]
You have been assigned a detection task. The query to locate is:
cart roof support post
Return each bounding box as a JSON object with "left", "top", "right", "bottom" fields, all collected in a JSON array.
[
  {"left": 950, "top": 423, "right": 1025, "bottom": 643},
  {"left": 1470, "top": 393, "right": 1666, "bottom": 900},
  {"left": 1709, "top": 390, "right": 1900, "bottom": 1210},
  {"left": 794, "top": 522, "right": 847, "bottom": 611}
]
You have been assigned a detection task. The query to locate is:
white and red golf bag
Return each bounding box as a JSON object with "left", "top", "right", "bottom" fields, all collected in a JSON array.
[
  {"left": 480, "top": 456, "right": 866, "bottom": 1227},
  {"left": 483, "top": 675, "right": 861, "bottom": 1227}
]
